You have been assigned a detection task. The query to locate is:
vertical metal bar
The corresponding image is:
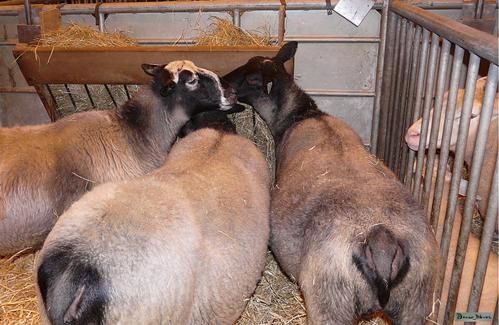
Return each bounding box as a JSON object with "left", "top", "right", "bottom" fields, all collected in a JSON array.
[
  {"left": 233, "top": 9, "right": 241, "bottom": 27},
  {"left": 407, "top": 28, "right": 430, "bottom": 191},
  {"left": 64, "top": 84, "right": 77, "bottom": 111},
  {"left": 123, "top": 84, "right": 131, "bottom": 100},
  {"left": 444, "top": 63, "right": 496, "bottom": 324},
  {"left": 99, "top": 12, "right": 105, "bottom": 32},
  {"left": 84, "top": 84, "right": 96, "bottom": 108},
  {"left": 394, "top": 21, "right": 415, "bottom": 178},
  {"left": 384, "top": 15, "right": 402, "bottom": 163},
  {"left": 435, "top": 53, "right": 481, "bottom": 320},
  {"left": 402, "top": 25, "right": 422, "bottom": 185},
  {"left": 388, "top": 18, "right": 407, "bottom": 170},
  {"left": 475, "top": 0, "right": 484, "bottom": 18},
  {"left": 104, "top": 84, "right": 118, "bottom": 108},
  {"left": 413, "top": 32, "right": 440, "bottom": 199},
  {"left": 278, "top": 5, "right": 286, "bottom": 45},
  {"left": 466, "top": 159, "right": 498, "bottom": 317},
  {"left": 376, "top": 11, "right": 397, "bottom": 159},
  {"left": 421, "top": 38, "right": 451, "bottom": 212},
  {"left": 371, "top": 0, "right": 390, "bottom": 154},
  {"left": 23, "top": 0, "right": 32, "bottom": 25},
  {"left": 36, "top": 84, "right": 59, "bottom": 122},
  {"left": 430, "top": 45, "right": 464, "bottom": 232}
]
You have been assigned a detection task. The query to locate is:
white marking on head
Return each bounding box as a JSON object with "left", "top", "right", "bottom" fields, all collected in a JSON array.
[
  {"left": 164, "top": 60, "right": 232, "bottom": 110},
  {"left": 165, "top": 60, "right": 199, "bottom": 84}
]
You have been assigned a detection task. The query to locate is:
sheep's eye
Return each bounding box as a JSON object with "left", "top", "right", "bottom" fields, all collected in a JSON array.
[{"left": 186, "top": 78, "right": 198, "bottom": 87}]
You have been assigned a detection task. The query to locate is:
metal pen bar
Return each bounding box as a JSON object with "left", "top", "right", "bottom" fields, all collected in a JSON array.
[
  {"left": 306, "top": 89, "right": 375, "bottom": 96},
  {"left": 376, "top": 11, "right": 397, "bottom": 159},
  {"left": 370, "top": 0, "right": 390, "bottom": 154},
  {"left": 284, "top": 36, "right": 380, "bottom": 43},
  {"left": 475, "top": 0, "right": 484, "bottom": 18},
  {"left": 64, "top": 84, "right": 77, "bottom": 111},
  {"left": 232, "top": 8, "right": 240, "bottom": 27},
  {"left": 98, "top": 12, "right": 105, "bottom": 32},
  {"left": 444, "top": 64, "right": 497, "bottom": 324},
  {"left": 435, "top": 53, "right": 480, "bottom": 316},
  {"left": 104, "top": 84, "right": 118, "bottom": 108},
  {"left": 391, "top": 1, "right": 498, "bottom": 65},
  {"left": 387, "top": 17, "right": 406, "bottom": 170},
  {"left": 466, "top": 158, "right": 498, "bottom": 318},
  {"left": 23, "top": 0, "right": 32, "bottom": 25},
  {"left": 136, "top": 36, "right": 380, "bottom": 45},
  {"left": 384, "top": 15, "right": 402, "bottom": 163},
  {"left": 52, "top": 0, "right": 477, "bottom": 16},
  {"left": 389, "top": 18, "right": 408, "bottom": 171},
  {"left": 408, "top": 28, "right": 430, "bottom": 192},
  {"left": 430, "top": 45, "right": 464, "bottom": 233},
  {"left": 83, "top": 84, "right": 95, "bottom": 108},
  {"left": 401, "top": 24, "right": 422, "bottom": 184},
  {"left": 394, "top": 20, "right": 415, "bottom": 179},
  {"left": 46, "top": 84, "right": 57, "bottom": 110},
  {"left": 278, "top": 4, "right": 286, "bottom": 44},
  {"left": 413, "top": 32, "right": 439, "bottom": 201},
  {"left": 123, "top": 84, "right": 131, "bottom": 100},
  {"left": 422, "top": 38, "right": 451, "bottom": 213}
]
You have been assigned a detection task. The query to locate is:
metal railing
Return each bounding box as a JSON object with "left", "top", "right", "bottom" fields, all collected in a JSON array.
[{"left": 376, "top": 1, "right": 498, "bottom": 324}]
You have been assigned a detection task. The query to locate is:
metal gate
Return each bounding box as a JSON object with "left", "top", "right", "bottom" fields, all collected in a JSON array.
[{"left": 375, "top": 1, "right": 498, "bottom": 324}]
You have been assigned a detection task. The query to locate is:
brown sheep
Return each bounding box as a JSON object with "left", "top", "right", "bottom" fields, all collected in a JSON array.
[
  {"left": 35, "top": 112, "right": 270, "bottom": 325},
  {"left": 0, "top": 60, "right": 236, "bottom": 256},
  {"left": 224, "top": 42, "right": 439, "bottom": 324},
  {"left": 405, "top": 77, "right": 498, "bottom": 235}
]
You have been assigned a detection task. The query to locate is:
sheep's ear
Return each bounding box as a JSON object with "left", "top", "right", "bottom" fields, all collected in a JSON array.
[
  {"left": 63, "top": 285, "right": 86, "bottom": 323},
  {"left": 141, "top": 63, "right": 166, "bottom": 76},
  {"left": 274, "top": 41, "right": 298, "bottom": 63}
]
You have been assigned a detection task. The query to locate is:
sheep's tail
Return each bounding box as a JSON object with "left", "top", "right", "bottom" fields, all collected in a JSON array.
[
  {"left": 37, "top": 243, "right": 107, "bottom": 325},
  {"left": 352, "top": 225, "right": 410, "bottom": 308}
]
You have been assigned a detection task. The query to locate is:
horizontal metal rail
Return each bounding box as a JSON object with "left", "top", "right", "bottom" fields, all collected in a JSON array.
[
  {"left": 136, "top": 36, "right": 380, "bottom": 45},
  {"left": 391, "top": 1, "right": 499, "bottom": 65},
  {"left": 0, "top": 0, "right": 482, "bottom": 16},
  {"left": 305, "top": 89, "right": 375, "bottom": 97}
]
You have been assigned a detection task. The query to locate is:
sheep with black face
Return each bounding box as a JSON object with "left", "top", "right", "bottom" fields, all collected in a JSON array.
[
  {"left": 0, "top": 60, "right": 235, "bottom": 256},
  {"left": 224, "top": 42, "right": 439, "bottom": 325}
]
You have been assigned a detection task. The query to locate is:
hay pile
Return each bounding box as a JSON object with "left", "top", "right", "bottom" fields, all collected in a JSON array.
[
  {"left": 36, "top": 23, "right": 137, "bottom": 48},
  {"left": 196, "top": 17, "right": 273, "bottom": 47},
  {"left": 0, "top": 253, "right": 39, "bottom": 325},
  {"left": 1, "top": 251, "right": 387, "bottom": 325}
]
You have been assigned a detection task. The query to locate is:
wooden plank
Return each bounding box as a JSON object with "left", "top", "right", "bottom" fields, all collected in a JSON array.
[
  {"left": 12, "top": 45, "right": 292, "bottom": 85},
  {"left": 39, "top": 5, "right": 61, "bottom": 35}
]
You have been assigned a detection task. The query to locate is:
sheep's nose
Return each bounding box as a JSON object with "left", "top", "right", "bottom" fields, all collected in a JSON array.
[
  {"left": 224, "top": 87, "right": 237, "bottom": 104},
  {"left": 405, "top": 128, "right": 421, "bottom": 151}
]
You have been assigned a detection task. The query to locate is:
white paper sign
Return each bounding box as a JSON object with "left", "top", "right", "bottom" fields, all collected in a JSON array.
[{"left": 334, "top": 0, "right": 376, "bottom": 26}]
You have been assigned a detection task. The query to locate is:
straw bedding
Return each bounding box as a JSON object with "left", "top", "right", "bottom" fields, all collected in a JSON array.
[{"left": 2, "top": 18, "right": 389, "bottom": 325}]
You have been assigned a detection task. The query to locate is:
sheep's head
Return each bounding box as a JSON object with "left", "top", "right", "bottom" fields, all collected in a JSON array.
[
  {"left": 405, "top": 77, "right": 497, "bottom": 151},
  {"left": 223, "top": 41, "right": 297, "bottom": 104},
  {"left": 142, "top": 60, "right": 237, "bottom": 116}
]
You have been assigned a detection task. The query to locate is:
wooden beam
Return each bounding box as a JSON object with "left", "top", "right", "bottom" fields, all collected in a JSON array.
[{"left": 12, "top": 45, "right": 293, "bottom": 85}]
